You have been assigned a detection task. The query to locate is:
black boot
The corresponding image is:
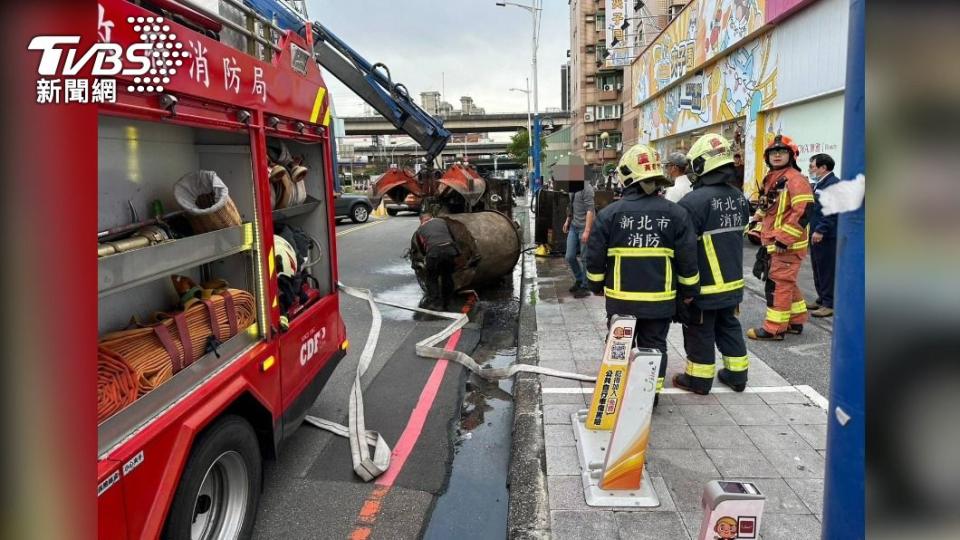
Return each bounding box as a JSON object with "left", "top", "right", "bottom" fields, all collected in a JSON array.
[
  {"left": 717, "top": 369, "right": 746, "bottom": 392},
  {"left": 787, "top": 324, "right": 803, "bottom": 335},
  {"left": 747, "top": 327, "right": 785, "bottom": 341},
  {"left": 672, "top": 373, "right": 711, "bottom": 395}
]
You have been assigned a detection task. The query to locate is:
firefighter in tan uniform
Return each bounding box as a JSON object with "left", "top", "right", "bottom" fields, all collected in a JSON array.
[{"left": 747, "top": 135, "right": 815, "bottom": 340}]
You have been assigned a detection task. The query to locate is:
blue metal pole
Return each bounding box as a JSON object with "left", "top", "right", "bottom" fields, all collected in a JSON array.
[
  {"left": 533, "top": 114, "right": 542, "bottom": 193},
  {"left": 821, "top": 0, "right": 864, "bottom": 538}
]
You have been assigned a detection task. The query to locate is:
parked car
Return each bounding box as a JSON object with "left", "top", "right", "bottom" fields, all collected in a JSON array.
[
  {"left": 334, "top": 192, "right": 374, "bottom": 223},
  {"left": 385, "top": 192, "right": 423, "bottom": 216}
]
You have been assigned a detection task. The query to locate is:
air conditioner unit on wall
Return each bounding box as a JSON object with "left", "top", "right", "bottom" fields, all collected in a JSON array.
[
  {"left": 584, "top": 112, "right": 595, "bottom": 122},
  {"left": 586, "top": 15, "right": 595, "bottom": 22},
  {"left": 603, "top": 84, "right": 614, "bottom": 91},
  {"left": 586, "top": 142, "right": 595, "bottom": 149}
]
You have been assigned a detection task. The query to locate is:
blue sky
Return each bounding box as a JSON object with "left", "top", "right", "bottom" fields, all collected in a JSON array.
[{"left": 306, "top": 0, "right": 569, "bottom": 116}]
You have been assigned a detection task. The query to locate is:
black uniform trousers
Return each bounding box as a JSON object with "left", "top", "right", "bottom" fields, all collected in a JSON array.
[
  {"left": 811, "top": 236, "right": 837, "bottom": 309},
  {"left": 681, "top": 306, "right": 749, "bottom": 392},
  {"left": 609, "top": 315, "right": 670, "bottom": 394},
  {"left": 424, "top": 245, "right": 457, "bottom": 307}
]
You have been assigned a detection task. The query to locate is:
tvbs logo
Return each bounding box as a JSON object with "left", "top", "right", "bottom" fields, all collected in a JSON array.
[
  {"left": 300, "top": 327, "right": 327, "bottom": 366},
  {"left": 29, "top": 12, "right": 189, "bottom": 103},
  {"left": 29, "top": 36, "right": 152, "bottom": 76}
]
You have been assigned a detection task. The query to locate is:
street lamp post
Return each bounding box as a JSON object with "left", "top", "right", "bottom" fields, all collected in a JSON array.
[
  {"left": 509, "top": 78, "right": 532, "bottom": 181},
  {"left": 496, "top": 0, "right": 541, "bottom": 192},
  {"left": 600, "top": 131, "right": 613, "bottom": 189}
]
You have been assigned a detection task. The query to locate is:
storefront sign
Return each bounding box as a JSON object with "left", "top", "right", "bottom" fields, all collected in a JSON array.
[{"left": 605, "top": 0, "right": 633, "bottom": 67}]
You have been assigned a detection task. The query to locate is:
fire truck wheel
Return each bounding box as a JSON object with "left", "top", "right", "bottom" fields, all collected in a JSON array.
[
  {"left": 350, "top": 204, "right": 371, "bottom": 223},
  {"left": 163, "top": 415, "right": 262, "bottom": 540}
]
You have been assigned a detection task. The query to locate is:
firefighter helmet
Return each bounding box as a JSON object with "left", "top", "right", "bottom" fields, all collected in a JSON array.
[
  {"left": 274, "top": 235, "right": 299, "bottom": 278},
  {"left": 687, "top": 133, "right": 734, "bottom": 177},
  {"left": 616, "top": 143, "right": 664, "bottom": 194},
  {"left": 764, "top": 134, "right": 801, "bottom": 170}
]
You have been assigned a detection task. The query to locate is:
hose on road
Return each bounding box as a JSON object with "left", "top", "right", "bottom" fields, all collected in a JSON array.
[{"left": 304, "top": 282, "right": 595, "bottom": 481}]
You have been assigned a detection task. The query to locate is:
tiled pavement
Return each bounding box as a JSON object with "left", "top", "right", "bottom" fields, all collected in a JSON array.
[{"left": 532, "top": 253, "right": 827, "bottom": 539}]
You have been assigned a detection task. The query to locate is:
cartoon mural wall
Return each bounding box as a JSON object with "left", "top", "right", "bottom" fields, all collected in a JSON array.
[
  {"left": 633, "top": 0, "right": 768, "bottom": 105},
  {"left": 639, "top": 32, "right": 777, "bottom": 142},
  {"left": 631, "top": 0, "right": 847, "bottom": 200}
]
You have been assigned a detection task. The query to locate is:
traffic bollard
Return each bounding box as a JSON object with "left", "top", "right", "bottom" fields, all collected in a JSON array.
[{"left": 697, "top": 480, "right": 765, "bottom": 540}]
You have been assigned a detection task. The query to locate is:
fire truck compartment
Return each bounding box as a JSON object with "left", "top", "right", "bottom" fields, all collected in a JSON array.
[
  {"left": 97, "top": 114, "right": 269, "bottom": 444},
  {"left": 266, "top": 137, "right": 333, "bottom": 298}
]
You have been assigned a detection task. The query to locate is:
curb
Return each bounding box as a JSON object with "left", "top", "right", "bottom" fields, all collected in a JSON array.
[{"left": 507, "top": 203, "right": 551, "bottom": 539}]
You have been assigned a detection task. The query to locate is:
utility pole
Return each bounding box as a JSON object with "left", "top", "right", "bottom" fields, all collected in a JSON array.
[
  {"left": 496, "top": 1, "right": 542, "bottom": 194},
  {"left": 822, "top": 0, "right": 864, "bottom": 538}
]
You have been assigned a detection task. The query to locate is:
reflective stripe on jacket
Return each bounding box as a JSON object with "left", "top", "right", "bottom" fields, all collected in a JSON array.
[
  {"left": 585, "top": 187, "right": 699, "bottom": 319},
  {"left": 677, "top": 167, "right": 751, "bottom": 310},
  {"left": 753, "top": 168, "right": 814, "bottom": 253}
]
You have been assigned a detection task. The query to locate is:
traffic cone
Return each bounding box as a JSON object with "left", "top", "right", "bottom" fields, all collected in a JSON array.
[{"left": 373, "top": 200, "right": 387, "bottom": 218}]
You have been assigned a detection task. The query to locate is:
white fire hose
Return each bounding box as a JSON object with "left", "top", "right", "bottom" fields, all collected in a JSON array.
[{"left": 304, "top": 282, "right": 596, "bottom": 482}]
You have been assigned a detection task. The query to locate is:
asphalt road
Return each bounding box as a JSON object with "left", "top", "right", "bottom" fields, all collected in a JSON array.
[
  {"left": 253, "top": 212, "right": 518, "bottom": 539},
  {"left": 739, "top": 243, "right": 834, "bottom": 397}
]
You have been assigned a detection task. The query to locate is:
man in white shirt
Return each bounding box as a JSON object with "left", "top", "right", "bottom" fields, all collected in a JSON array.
[{"left": 664, "top": 152, "right": 693, "bottom": 202}]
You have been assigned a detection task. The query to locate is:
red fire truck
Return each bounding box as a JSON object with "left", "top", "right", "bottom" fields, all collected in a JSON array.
[{"left": 94, "top": 1, "right": 451, "bottom": 538}]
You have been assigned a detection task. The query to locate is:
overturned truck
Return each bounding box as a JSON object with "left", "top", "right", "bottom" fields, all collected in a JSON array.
[{"left": 372, "top": 163, "right": 521, "bottom": 290}]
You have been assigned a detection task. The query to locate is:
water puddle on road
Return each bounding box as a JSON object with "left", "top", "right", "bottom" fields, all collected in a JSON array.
[{"left": 422, "top": 259, "right": 523, "bottom": 540}]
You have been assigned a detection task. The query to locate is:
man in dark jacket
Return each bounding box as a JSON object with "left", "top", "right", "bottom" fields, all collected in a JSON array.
[
  {"left": 416, "top": 212, "right": 459, "bottom": 310},
  {"left": 807, "top": 153, "right": 839, "bottom": 317},
  {"left": 585, "top": 143, "right": 700, "bottom": 404},
  {"left": 673, "top": 134, "right": 752, "bottom": 394}
]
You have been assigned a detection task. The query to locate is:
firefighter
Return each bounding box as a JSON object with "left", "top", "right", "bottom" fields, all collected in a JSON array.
[
  {"left": 585, "top": 144, "right": 700, "bottom": 404},
  {"left": 746, "top": 135, "right": 815, "bottom": 340},
  {"left": 416, "top": 212, "right": 459, "bottom": 310},
  {"left": 672, "top": 133, "right": 752, "bottom": 394}
]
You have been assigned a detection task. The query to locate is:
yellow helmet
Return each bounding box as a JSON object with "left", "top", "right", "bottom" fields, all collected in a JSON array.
[
  {"left": 687, "top": 133, "right": 734, "bottom": 177},
  {"left": 616, "top": 143, "right": 664, "bottom": 193}
]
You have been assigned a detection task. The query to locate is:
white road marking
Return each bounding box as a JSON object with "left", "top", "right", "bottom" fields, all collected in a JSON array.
[
  {"left": 784, "top": 342, "right": 828, "bottom": 357},
  {"left": 336, "top": 219, "right": 386, "bottom": 237}
]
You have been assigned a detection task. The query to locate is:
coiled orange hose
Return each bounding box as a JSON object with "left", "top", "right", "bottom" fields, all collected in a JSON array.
[{"left": 97, "top": 289, "right": 256, "bottom": 423}]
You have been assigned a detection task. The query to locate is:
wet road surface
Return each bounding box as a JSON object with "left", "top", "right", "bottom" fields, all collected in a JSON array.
[{"left": 254, "top": 212, "right": 521, "bottom": 539}]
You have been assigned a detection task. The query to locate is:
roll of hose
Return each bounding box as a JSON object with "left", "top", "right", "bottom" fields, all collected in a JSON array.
[{"left": 97, "top": 288, "right": 256, "bottom": 422}]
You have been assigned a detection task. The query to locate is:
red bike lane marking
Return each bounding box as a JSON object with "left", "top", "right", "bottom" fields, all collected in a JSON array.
[{"left": 349, "top": 294, "right": 476, "bottom": 539}]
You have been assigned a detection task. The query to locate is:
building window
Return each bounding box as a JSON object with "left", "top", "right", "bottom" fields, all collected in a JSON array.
[
  {"left": 595, "top": 104, "right": 623, "bottom": 119},
  {"left": 596, "top": 73, "right": 623, "bottom": 90},
  {"left": 589, "top": 132, "right": 622, "bottom": 151},
  {"left": 595, "top": 12, "right": 605, "bottom": 32},
  {"left": 595, "top": 46, "right": 608, "bottom": 64}
]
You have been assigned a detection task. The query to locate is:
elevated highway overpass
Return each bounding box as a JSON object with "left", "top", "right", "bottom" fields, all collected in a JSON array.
[{"left": 342, "top": 111, "right": 571, "bottom": 135}]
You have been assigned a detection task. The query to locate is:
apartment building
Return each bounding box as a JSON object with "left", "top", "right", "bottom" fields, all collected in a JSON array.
[{"left": 569, "top": 0, "right": 681, "bottom": 179}]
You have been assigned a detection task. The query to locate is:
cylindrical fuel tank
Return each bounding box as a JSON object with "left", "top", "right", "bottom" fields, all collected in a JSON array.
[{"left": 411, "top": 211, "right": 521, "bottom": 291}]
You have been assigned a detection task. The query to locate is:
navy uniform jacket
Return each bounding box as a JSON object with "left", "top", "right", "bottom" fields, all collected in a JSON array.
[
  {"left": 811, "top": 172, "right": 840, "bottom": 238},
  {"left": 585, "top": 186, "right": 700, "bottom": 319},
  {"left": 677, "top": 165, "right": 752, "bottom": 310}
]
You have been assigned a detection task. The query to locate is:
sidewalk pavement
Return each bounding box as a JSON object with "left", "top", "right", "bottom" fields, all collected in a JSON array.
[{"left": 523, "top": 251, "right": 828, "bottom": 539}]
